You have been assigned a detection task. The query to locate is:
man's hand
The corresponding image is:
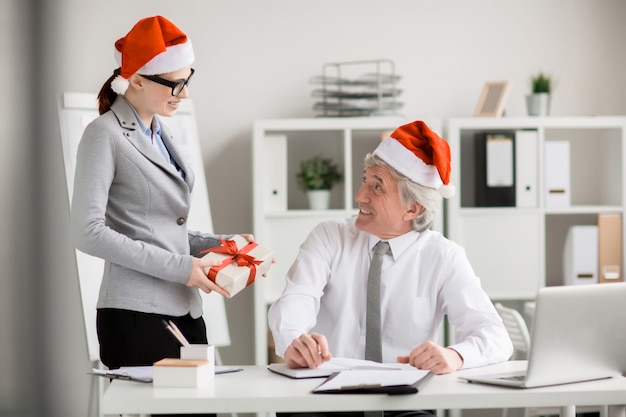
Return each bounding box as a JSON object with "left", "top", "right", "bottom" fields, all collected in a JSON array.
[
  {"left": 186, "top": 256, "right": 230, "bottom": 298},
  {"left": 397, "top": 340, "right": 463, "bottom": 374},
  {"left": 284, "top": 332, "right": 332, "bottom": 369},
  {"left": 240, "top": 233, "right": 276, "bottom": 277}
]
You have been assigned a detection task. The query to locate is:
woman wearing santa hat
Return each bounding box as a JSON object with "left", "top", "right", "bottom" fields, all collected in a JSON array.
[
  {"left": 71, "top": 16, "right": 245, "bottom": 384},
  {"left": 269, "top": 120, "right": 513, "bottom": 417}
]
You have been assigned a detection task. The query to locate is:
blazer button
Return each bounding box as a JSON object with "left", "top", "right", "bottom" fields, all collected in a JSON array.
[{"left": 177, "top": 217, "right": 186, "bottom": 225}]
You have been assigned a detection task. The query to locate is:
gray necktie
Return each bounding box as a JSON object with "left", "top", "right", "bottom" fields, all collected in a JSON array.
[{"left": 365, "top": 241, "right": 389, "bottom": 363}]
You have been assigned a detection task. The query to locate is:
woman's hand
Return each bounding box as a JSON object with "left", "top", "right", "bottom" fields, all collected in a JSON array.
[
  {"left": 185, "top": 256, "right": 230, "bottom": 297},
  {"left": 240, "top": 233, "right": 255, "bottom": 243}
]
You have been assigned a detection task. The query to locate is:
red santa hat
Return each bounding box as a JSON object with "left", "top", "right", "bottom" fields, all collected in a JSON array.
[
  {"left": 373, "top": 120, "right": 455, "bottom": 198},
  {"left": 111, "top": 15, "right": 195, "bottom": 95}
]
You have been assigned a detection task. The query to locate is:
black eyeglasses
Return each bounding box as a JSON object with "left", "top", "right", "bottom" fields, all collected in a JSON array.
[{"left": 140, "top": 68, "right": 195, "bottom": 97}]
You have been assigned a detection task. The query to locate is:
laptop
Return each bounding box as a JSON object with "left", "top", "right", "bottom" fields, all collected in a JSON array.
[{"left": 462, "top": 283, "right": 626, "bottom": 388}]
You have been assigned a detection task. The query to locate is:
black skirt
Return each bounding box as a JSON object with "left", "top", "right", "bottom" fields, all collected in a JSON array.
[{"left": 96, "top": 308, "right": 208, "bottom": 370}]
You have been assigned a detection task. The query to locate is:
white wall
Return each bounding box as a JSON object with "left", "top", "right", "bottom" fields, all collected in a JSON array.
[{"left": 3, "top": 0, "right": 625, "bottom": 415}]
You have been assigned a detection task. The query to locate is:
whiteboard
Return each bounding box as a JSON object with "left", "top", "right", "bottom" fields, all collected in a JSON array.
[{"left": 58, "top": 92, "right": 231, "bottom": 362}]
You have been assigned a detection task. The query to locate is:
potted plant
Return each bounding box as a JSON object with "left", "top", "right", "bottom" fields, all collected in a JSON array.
[
  {"left": 296, "top": 155, "right": 342, "bottom": 209},
  {"left": 526, "top": 72, "right": 552, "bottom": 116}
]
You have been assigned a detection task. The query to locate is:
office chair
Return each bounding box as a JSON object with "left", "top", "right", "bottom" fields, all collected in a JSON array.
[
  {"left": 495, "top": 303, "right": 606, "bottom": 417},
  {"left": 495, "top": 303, "right": 530, "bottom": 361}
]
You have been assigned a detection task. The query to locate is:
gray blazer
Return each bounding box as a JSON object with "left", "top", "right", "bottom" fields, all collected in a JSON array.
[{"left": 72, "top": 97, "right": 222, "bottom": 318}]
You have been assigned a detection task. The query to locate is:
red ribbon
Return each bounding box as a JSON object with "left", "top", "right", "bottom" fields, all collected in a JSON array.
[{"left": 200, "top": 238, "right": 262, "bottom": 287}]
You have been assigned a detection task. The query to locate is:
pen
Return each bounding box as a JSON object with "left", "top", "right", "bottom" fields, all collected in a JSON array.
[
  {"left": 161, "top": 319, "right": 190, "bottom": 347},
  {"left": 168, "top": 320, "right": 191, "bottom": 347}
]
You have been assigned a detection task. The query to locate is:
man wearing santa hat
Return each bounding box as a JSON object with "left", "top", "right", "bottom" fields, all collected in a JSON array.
[{"left": 269, "top": 120, "right": 513, "bottom": 417}]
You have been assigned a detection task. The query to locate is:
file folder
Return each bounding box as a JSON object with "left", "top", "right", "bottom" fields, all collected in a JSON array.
[
  {"left": 598, "top": 214, "right": 622, "bottom": 283},
  {"left": 475, "top": 133, "right": 515, "bottom": 207},
  {"left": 515, "top": 130, "right": 538, "bottom": 207},
  {"left": 263, "top": 135, "right": 287, "bottom": 211},
  {"left": 544, "top": 141, "right": 570, "bottom": 208},
  {"left": 563, "top": 225, "right": 598, "bottom": 285}
]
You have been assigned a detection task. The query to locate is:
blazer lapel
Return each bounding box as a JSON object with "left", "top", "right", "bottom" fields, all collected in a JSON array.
[
  {"left": 111, "top": 98, "right": 195, "bottom": 191},
  {"left": 160, "top": 126, "right": 195, "bottom": 191}
]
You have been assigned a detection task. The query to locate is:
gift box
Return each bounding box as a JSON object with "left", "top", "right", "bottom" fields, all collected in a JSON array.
[
  {"left": 200, "top": 235, "right": 273, "bottom": 298},
  {"left": 153, "top": 358, "right": 213, "bottom": 387}
]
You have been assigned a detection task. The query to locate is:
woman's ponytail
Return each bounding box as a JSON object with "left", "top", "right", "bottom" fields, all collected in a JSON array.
[{"left": 97, "top": 68, "right": 121, "bottom": 115}]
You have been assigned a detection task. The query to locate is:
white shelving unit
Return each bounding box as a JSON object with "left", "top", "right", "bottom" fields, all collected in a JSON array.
[
  {"left": 446, "top": 116, "right": 626, "bottom": 301},
  {"left": 252, "top": 116, "right": 443, "bottom": 365}
]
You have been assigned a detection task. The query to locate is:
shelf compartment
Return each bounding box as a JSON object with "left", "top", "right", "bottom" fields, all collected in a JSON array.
[
  {"left": 544, "top": 213, "right": 617, "bottom": 287},
  {"left": 544, "top": 127, "right": 622, "bottom": 207}
]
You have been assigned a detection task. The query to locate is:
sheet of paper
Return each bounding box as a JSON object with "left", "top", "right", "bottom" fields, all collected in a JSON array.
[
  {"left": 323, "top": 358, "right": 401, "bottom": 369},
  {"left": 268, "top": 358, "right": 401, "bottom": 379}
]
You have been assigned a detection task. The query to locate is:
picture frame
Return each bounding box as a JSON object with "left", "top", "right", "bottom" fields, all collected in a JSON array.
[{"left": 473, "top": 81, "right": 511, "bottom": 117}]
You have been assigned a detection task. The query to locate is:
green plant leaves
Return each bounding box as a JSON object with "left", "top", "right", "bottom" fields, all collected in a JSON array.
[
  {"left": 296, "top": 155, "right": 342, "bottom": 190},
  {"left": 531, "top": 72, "right": 551, "bottom": 94}
]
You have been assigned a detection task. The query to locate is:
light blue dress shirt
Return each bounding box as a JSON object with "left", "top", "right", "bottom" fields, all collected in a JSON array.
[{"left": 131, "top": 108, "right": 185, "bottom": 179}]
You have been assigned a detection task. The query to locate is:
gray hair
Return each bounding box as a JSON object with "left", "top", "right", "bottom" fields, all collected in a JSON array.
[{"left": 363, "top": 153, "right": 442, "bottom": 232}]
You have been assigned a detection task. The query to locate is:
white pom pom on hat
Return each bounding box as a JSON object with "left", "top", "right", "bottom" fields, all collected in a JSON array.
[
  {"left": 110, "top": 15, "right": 195, "bottom": 95},
  {"left": 373, "top": 120, "right": 456, "bottom": 199},
  {"left": 110, "top": 77, "right": 130, "bottom": 96}
]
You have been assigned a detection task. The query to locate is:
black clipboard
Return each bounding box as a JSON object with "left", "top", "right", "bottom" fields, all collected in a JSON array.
[
  {"left": 89, "top": 367, "right": 153, "bottom": 383},
  {"left": 312, "top": 369, "right": 428, "bottom": 395},
  {"left": 89, "top": 365, "right": 243, "bottom": 384}
]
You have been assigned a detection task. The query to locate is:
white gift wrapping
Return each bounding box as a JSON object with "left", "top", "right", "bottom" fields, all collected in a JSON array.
[{"left": 201, "top": 235, "right": 273, "bottom": 298}]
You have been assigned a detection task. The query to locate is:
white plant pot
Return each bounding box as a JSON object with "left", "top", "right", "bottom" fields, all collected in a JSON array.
[
  {"left": 526, "top": 93, "right": 551, "bottom": 116},
  {"left": 307, "top": 190, "right": 331, "bottom": 210}
]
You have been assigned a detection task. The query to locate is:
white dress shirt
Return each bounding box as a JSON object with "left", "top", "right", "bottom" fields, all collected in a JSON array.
[{"left": 268, "top": 217, "right": 513, "bottom": 368}]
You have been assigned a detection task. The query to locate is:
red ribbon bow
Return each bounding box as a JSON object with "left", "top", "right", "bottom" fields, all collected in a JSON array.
[{"left": 200, "top": 238, "right": 261, "bottom": 286}]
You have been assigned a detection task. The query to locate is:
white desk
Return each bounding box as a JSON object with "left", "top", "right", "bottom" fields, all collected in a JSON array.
[{"left": 102, "top": 361, "right": 626, "bottom": 417}]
